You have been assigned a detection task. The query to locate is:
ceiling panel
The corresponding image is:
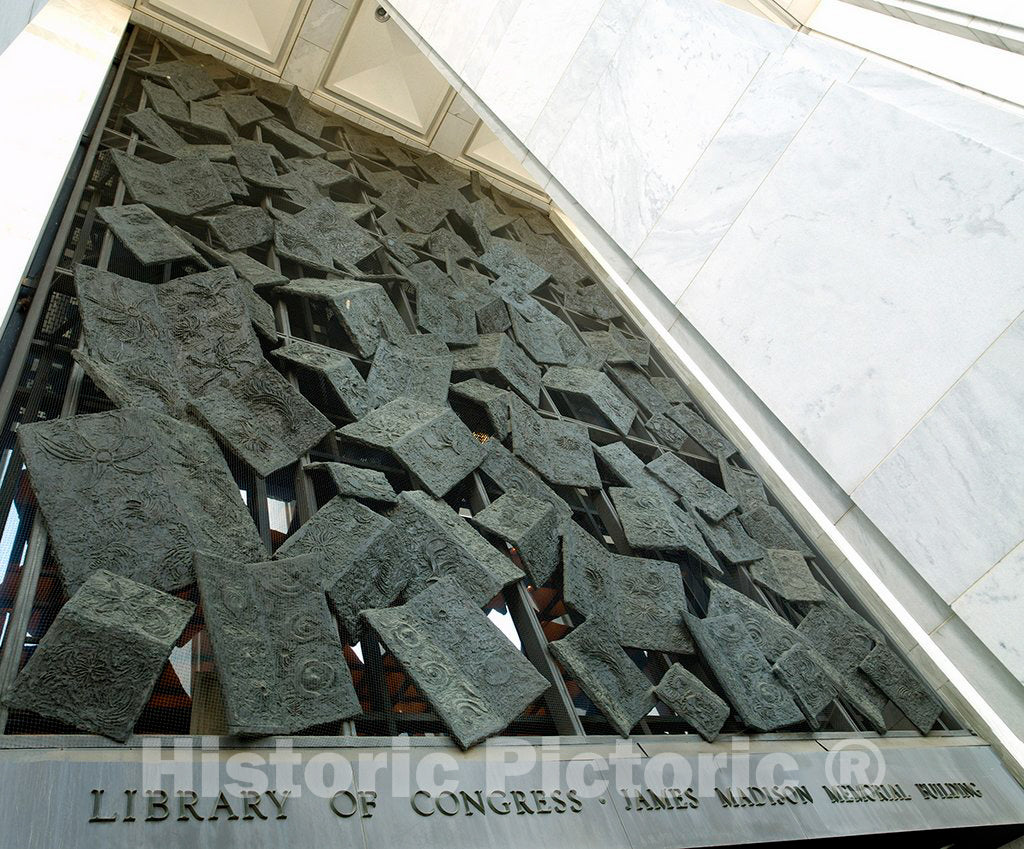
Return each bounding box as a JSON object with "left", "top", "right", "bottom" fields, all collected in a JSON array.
[
  {"left": 139, "top": 0, "right": 310, "bottom": 66},
  {"left": 323, "top": 0, "right": 453, "bottom": 139}
]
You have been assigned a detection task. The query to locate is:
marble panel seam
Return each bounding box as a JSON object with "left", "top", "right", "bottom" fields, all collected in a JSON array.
[
  {"left": 848, "top": 298, "right": 1024, "bottom": 496},
  {"left": 519, "top": 0, "right": 607, "bottom": 162},
  {"left": 947, "top": 533, "right": 1024, "bottom": 609},
  {"left": 660, "top": 78, "right": 837, "bottom": 305}
]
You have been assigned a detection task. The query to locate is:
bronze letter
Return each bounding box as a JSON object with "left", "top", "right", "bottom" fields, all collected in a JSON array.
[
  {"left": 266, "top": 790, "right": 291, "bottom": 820},
  {"left": 241, "top": 790, "right": 267, "bottom": 820},
  {"left": 145, "top": 790, "right": 170, "bottom": 822},
  {"left": 208, "top": 792, "right": 239, "bottom": 821},
  {"left": 89, "top": 789, "right": 117, "bottom": 823},
  {"left": 332, "top": 790, "right": 359, "bottom": 818},
  {"left": 124, "top": 789, "right": 137, "bottom": 822},
  {"left": 176, "top": 790, "right": 203, "bottom": 821},
  {"left": 487, "top": 791, "right": 511, "bottom": 814},
  {"left": 460, "top": 790, "right": 486, "bottom": 816}
]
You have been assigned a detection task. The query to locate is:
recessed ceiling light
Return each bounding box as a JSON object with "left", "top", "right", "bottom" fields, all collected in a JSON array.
[{"left": 374, "top": 6, "right": 391, "bottom": 23}]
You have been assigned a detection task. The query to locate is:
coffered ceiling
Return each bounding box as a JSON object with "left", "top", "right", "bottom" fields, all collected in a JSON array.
[{"left": 130, "top": 0, "right": 545, "bottom": 203}]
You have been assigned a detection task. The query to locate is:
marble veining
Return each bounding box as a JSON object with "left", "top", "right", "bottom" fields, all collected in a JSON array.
[
  {"left": 524, "top": 0, "right": 645, "bottom": 164},
  {"left": 850, "top": 60, "right": 1024, "bottom": 165},
  {"left": 474, "top": 0, "right": 606, "bottom": 140},
  {"left": 549, "top": 0, "right": 769, "bottom": 255},
  {"left": 633, "top": 46, "right": 835, "bottom": 303},
  {"left": 854, "top": 314, "right": 1024, "bottom": 603},
  {"left": 418, "top": 0, "right": 502, "bottom": 82},
  {"left": 678, "top": 84, "right": 1024, "bottom": 493},
  {"left": 952, "top": 539, "right": 1024, "bottom": 682}
]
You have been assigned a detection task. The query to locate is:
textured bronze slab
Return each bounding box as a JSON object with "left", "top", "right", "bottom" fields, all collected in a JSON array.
[
  {"left": 74, "top": 265, "right": 187, "bottom": 415},
  {"left": 366, "top": 338, "right": 452, "bottom": 409},
  {"left": 304, "top": 461, "right": 398, "bottom": 503},
  {"left": 478, "top": 242, "right": 549, "bottom": 293},
  {"left": 374, "top": 174, "right": 449, "bottom": 233},
  {"left": 280, "top": 278, "right": 407, "bottom": 358},
  {"left": 510, "top": 309, "right": 569, "bottom": 365},
  {"left": 609, "top": 365, "right": 672, "bottom": 415},
  {"left": 236, "top": 277, "right": 278, "bottom": 342},
  {"left": 469, "top": 491, "right": 559, "bottom": 585},
  {"left": 141, "top": 80, "right": 188, "bottom": 121},
  {"left": 616, "top": 555, "right": 694, "bottom": 653},
  {"left": 470, "top": 199, "right": 516, "bottom": 238},
  {"left": 206, "top": 205, "right": 273, "bottom": 250},
  {"left": 153, "top": 266, "right": 264, "bottom": 393},
  {"left": 195, "top": 551, "right": 361, "bottom": 735},
  {"left": 490, "top": 276, "right": 557, "bottom": 326},
  {"left": 394, "top": 490, "right": 523, "bottom": 602},
  {"left": 77, "top": 263, "right": 275, "bottom": 400},
  {"left": 561, "top": 522, "right": 618, "bottom": 622},
  {"left": 288, "top": 156, "right": 359, "bottom": 190},
  {"left": 285, "top": 86, "right": 325, "bottom": 138},
  {"left": 233, "top": 141, "right": 289, "bottom": 188},
  {"left": 593, "top": 442, "right": 675, "bottom": 499},
  {"left": 542, "top": 366, "right": 637, "bottom": 436},
  {"left": 796, "top": 598, "right": 883, "bottom": 672},
  {"left": 562, "top": 524, "right": 694, "bottom": 656},
  {"left": 449, "top": 378, "right": 511, "bottom": 439},
  {"left": 278, "top": 496, "right": 393, "bottom": 639},
  {"left": 720, "top": 460, "right": 770, "bottom": 512},
  {"left": 610, "top": 487, "right": 705, "bottom": 555},
  {"left": 223, "top": 249, "right": 287, "bottom": 289},
  {"left": 452, "top": 333, "right": 541, "bottom": 407},
  {"left": 684, "top": 612, "right": 803, "bottom": 732},
  {"left": 271, "top": 339, "right": 371, "bottom": 419},
  {"left": 739, "top": 504, "right": 813, "bottom": 558},
  {"left": 646, "top": 453, "right": 737, "bottom": 522},
  {"left": 750, "top": 549, "right": 824, "bottom": 603},
  {"left": 416, "top": 152, "right": 471, "bottom": 188},
  {"left": 364, "top": 577, "right": 549, "bottom": 749},
  {"left": 218, "top": 94, "right": 273, "bottom": 127},
  {"left": 111, "top": 151, "right": 233, "bottom": 216},
  {"left": 213, "top": 161, "right": 248, "bottom": 197},
  {"left": 479, "top": 441, "right": 574, "bottom": 528},
  {"left": 772, "top": 644, "right": 836, "bottom": 728},
  {"left": 139, "top": 59, "right": 218, "bottom": 100},
  {"left": 707, "top": 585, "right": 886, "bottom": 733},
  {"left": 96, "top": 204, "right": 199, "bottom": 265},
  {"left": 19, "top": 408, "right": 264, "bottom": 592},
  {"left": 1, "top": 570, "right": 193, "bottom": 742},
  {"left": 188, "top": 100, "right": 237, "bottom": 142},
  {"left": 860, "top": 644, "right": 942, "bottom": 733},
  {"left": 667, "top": 404, "right": 737, "bottom": 458},
  {"left": 650, "top": 377, "right": 689, "bottom": 405},
  {"left": 549, "top": 617, "right": 656, "bottom": 737},
  {"left": 260, "top": 118, "right": 326, "bottom": 157},
  {"left": 564, "top": 283, "right": 621, "bottom": 321},
  {"left": 340, "top": 398, "right": 485, "bottom": 497},
  {"left": 409, "top": 261, "right": 478, "bottom": 345},
  {"left": 124, "top": 109, "right": 188, "bottom": 155},
  {"left": 582, "top": 329, "right": 648, "bottom": 367},
  {"left": 692, "top": 510, "right": 765, "bottom": 565},
  {"left": 654, "top": 664, "right": 729, "bottom": 742},
  {"left": 509, "top": 398, "right": 601, "bottom": 489},
  {"left": 275, "top": 200, "right": 380, "bottom": 271},
  {"left": 189, "top": 360, "right": 334, "bottom": 477},
  {"left": 278, "top": 495, "right": 392, "bottom": 575},
  {"left": 644, "top": 412, "right": 689, "bottom": 451},
  {"left": 705, "top": 580, "right": 801, "bottom": 663}
]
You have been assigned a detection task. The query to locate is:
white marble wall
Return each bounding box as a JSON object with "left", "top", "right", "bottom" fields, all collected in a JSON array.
[
  {"left": 0, "top": 0, "right": 130, "bottom": 330},
  {"left": 386, "top": 0, "right": 1024, "bottom": 753},
  {"left": 0, "top": 0, "right": 47, "bottom": 58}
]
